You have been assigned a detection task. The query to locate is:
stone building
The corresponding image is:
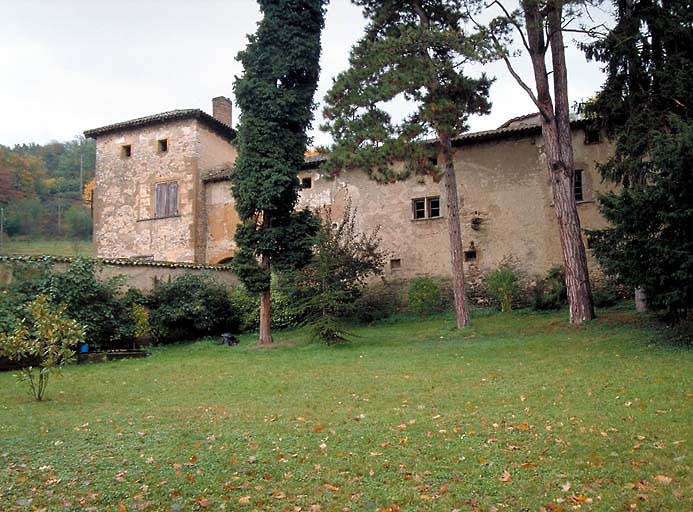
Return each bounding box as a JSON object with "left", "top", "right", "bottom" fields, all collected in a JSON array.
[{"left": 85, "top": 102, "right": 614, "bottom": 280}]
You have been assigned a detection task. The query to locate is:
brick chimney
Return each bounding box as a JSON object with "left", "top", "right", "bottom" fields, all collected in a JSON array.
[{"left": 212, "top": 96, "right": 232, "bottom": 127}]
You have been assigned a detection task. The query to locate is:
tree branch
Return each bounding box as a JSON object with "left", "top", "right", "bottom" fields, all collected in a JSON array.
[
  {"left": 488, "top": 0, "right": 531, "bottom": 53},
  {"left": 468, "top": 6, "right": 543, "bottom": 113}
]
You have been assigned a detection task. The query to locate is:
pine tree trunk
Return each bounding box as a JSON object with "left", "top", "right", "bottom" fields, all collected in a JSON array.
[
  {"left": 439, "top": 132, "right": 470, "bottom": 329},
  {"left": 521, "top": 0, "right": 595, "bottom": 324},
  {"left": 542, "top": 121, "right": 595, "bottom": 323},
  {"left": 258, "top": 254, "right": 272, "bottom": 345}
]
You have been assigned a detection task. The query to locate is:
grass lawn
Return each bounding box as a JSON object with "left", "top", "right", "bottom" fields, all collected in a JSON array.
[
  {"left": 0, "top": 239, "right": 92, "bottom": 258},
  {"left": 0, "top": 308, "right": 690, "bottom": 511}
]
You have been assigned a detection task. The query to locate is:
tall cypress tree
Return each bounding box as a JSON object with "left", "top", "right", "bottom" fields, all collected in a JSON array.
[
  {"left": 321, "top": 0, "right": 494, "bottom": 329},
  {"left": 232, "top": 0, "right": 325, "bottom": 344},
  {"left": 582, "top": 0, "right": 693, "bottom": 320}
]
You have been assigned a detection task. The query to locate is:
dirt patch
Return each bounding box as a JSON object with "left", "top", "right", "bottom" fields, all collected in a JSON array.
[{"left": 246, "top": 339, "right": 301, "bottom": 350}]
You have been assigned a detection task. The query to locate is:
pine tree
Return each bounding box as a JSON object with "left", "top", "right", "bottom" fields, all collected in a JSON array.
[
  {"left": 321, "top": 0, "right": 494, "bottom": 329},
  {"left": 583, "top": 0, "right": 693, "bottom": 320},
  {"left": 482, "top": 0, "right": 596, "bottom": 323},
  {"left": 231, "top": 0, "right": 325, "bottom": 344}
]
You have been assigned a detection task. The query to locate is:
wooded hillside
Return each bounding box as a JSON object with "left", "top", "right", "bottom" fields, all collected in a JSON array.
[{"left": 0, "top": 137, "right": 95, "bottom": 241}]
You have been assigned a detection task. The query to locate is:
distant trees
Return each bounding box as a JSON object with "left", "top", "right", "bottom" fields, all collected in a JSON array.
[
  {"left": 231, "top": 0, "right": 326, "bottom": 345},
  {"left": 583, "top": 0, "right": 693, "bottom": 320},
  {"left": 0, "top": 136, "right": 95, "bottom": 241},
  {"left": 321, "top": 0, "right": 494, "bottom": 329}
]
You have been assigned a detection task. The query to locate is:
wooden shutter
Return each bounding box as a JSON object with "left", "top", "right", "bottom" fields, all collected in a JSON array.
[{"left": 155, "top": 181, "right": 178, "bottom": 218}]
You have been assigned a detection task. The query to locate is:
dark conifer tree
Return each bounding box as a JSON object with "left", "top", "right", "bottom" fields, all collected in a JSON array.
[
  {"left": 232, "top": 0, "right": 325, "bottom": 344},
  {"left": 583, "top": 0, "right": 693, "bottom": 320},
  {"left": 321, "top": 0, "right": 494, "bottom": 329}
]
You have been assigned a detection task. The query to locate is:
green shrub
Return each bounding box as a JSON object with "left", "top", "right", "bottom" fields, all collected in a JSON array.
[
  {"left": 408, "top": 277, "right": 445, "bottom": 317},
  {"left": 280, "top": 199, "right": 385, "bottom": 343},
  {"left": 131, "top": 303, "right": 151, "bottom": 340},
  {"left": 351, "top": 282, "right": 401, "bottom": 323},
  {"left": 0, "top": 258, "right": 135, "bottom": 350},
  {"left": 532, "top": 266, "right": 568, "bottom": 311},
  {"left": 0, "top": 295, "right": 84, "bottom": 401},
  {"left": 230, "top": 281, "right": 302, "bottom": 333},
  {"left": 486, "top": 266, "right": 521, "bottom": 312},
  {"left": 64, "top": 204, "right": 93, "bottom": 239},
  {"left": 40, "top": 258, "right": 135, "bottom": 350},
  {"left": 310, "top": 315, "right": 350, "bottom": 346},
  {"left": 591, "top": 283, "right": 621, "bottom": 308},
  {"left": 147, "top": 273, "right": 240, "bottom": 343}
]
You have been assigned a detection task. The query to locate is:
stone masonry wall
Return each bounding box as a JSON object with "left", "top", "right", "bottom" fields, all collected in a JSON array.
[{"left": 93, "top": 119, "right": 201, "bottom": 262}]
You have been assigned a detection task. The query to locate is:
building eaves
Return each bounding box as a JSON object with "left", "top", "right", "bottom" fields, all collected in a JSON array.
[
  {"left": 201, "top": 117, "right": 591, "bottom": 183},
  {"left": 202, "top": 167, "right": 233, "bottom": 183},
  {"left": 452, "top": 118, "right": 588, "bottom": 147},
  {"left": 84, "top": 109, "right": 236, "bottom": 141}
]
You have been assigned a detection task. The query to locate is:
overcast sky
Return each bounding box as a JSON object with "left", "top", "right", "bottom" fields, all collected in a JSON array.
[{"left": 0, "top": 0, "right": 610, "bottom": 148}]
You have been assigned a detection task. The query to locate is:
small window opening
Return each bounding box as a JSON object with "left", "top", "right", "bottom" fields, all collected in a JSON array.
[
  {"left": 574, "top": 170, "right": 584, "bottom": 202},
  {"left": 427, "top": 197, "right": 440, "bottom": 218},
  {"left": 584, "top": 128, "right": 601, "bottom": 145},
  {"left": 464, "top": 242, "right": 477, "bottom": 262},
  {"left": 390, "top": 258, "right": 401, "bottom": 270},
  {"left": 301, "top": 177, "right": 312, "bottom": 189},
  {"left": 121, "top": 144, "right": 132, "bottom": 158},
  {"left": 413, "top": 198, "right": 426, "bottom": 219},
  {"left": 158, "top": 139, "right": 168, "bottom": 153}
]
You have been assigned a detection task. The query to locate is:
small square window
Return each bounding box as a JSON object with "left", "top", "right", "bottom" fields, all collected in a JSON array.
[
  {"left": 390, "top": 258, "right": 401, "bottom": 270},
  {"left": 121, "top": 144, "right": 132, "bottom": 158},
  {"left": 428, "top": 197, "right": 440, "bottom": 218},
  {"left": 158, "top": 139, "right": 168, "bottom": 153},
  {"left": 574, "top": 170, "right": 584, "bottom": 202},
  {"left": 301, "top": 177, "right": 312, "bottom": 189},
  {"left": 464, "top": 249, "right": 477, "bottom": 262},
  {"left": 584, "top": 128, "right": 601, "bottom": 145},
  {"left": 413, "top": 198, "right": 426, "bottom": 219}
]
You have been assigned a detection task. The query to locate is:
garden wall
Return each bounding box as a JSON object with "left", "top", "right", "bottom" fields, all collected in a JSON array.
[{"left": 0, "top": 256, "right": 238, "bottom": 292}]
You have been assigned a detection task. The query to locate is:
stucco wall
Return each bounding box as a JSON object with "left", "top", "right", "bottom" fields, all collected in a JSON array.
[
  {"left": 93, "top": 118, "right": 614, "bottom": 281},
  {"left": 205, "top": 180, "right": 241, "bottom": 264},
  {"left": 93, "top": 119, "right": 201, "bottom": 262},
  {"left": 295, "top": 127, "right": 615, "bottom": 280},
  {"left": 196, "top": 126, "right": 237, "bottom": 263}
]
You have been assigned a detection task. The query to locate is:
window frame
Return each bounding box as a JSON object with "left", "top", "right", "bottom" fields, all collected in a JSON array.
[
  {"left": 574, "top": 169, "right": 584, "bottom": 202},
  {"left": 154, "top": 180, "right": 179, "bottom": 219},
  {"left": 412, "top": 195, "right": 442, "bottom": 220}
]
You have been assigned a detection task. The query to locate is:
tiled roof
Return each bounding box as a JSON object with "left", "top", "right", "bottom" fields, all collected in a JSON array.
[
  {"left": 497, "top": 112, "right": 541, "bottom": 129},
  {"left": 203, "top": 167, "right": 233, "bottom": 183},
  {"left": 303, "top": 153, "right": 328, "bottom": 168},
  {"left": 84, "top": 109, "right": 236, "bottom": 140},
  {"left": 452, "top": 117, "right": 588, "bottom": 147}
]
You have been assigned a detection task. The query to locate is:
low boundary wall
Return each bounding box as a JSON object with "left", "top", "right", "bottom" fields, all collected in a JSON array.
[{"left": 0, "top": 255, "right": 238, "bottom": 292}]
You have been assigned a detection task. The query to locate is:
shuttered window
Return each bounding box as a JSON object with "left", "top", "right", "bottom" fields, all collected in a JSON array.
[{"left": 155, "top": 181, "right": 178, "bottom": 218}]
